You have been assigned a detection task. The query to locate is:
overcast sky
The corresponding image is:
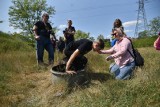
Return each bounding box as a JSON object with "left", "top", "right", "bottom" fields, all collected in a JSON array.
[{"left": 0, "top": 0, "right": 160, "bottom": 39}]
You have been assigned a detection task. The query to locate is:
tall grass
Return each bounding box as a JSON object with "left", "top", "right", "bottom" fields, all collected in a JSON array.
[{"left": 0, "top": 34, "right": 160, "bottom": 107}]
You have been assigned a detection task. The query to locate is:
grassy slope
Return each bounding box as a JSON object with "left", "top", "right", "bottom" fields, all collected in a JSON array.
[{"left": 0, "top": 35, "right": 160, "bottom": 107}]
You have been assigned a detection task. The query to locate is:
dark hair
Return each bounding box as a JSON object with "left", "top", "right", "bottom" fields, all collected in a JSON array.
[
  {"left": 98, "top": 39, "right": 105, "bottom": 49},
  {"left": 113, "top": 19, "right": 123, "bottom": 28},
  {"left": 68, "top": 20, "right": 72, "bottom": 23}
]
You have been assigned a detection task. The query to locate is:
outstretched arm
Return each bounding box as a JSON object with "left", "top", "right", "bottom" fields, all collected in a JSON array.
[{"left": 97, "top": 47, "right": 114, "bottom": 54}]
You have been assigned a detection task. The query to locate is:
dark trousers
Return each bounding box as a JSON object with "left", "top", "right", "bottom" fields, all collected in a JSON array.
[
  {"left": 36, "top": 36, "right": 54, "bottom": 62},
  {"left": 64, "top": 43, "right": 88, "bottom": 71},
  {"left": 65, "top": 39, "right": 74, "bottom": 48},
  {"left": 62, "top": 56, "right": 88, "bottom": 71}
]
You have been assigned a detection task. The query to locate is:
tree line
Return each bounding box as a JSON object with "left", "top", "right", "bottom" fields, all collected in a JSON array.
[{"left": 1, "top": 0, "right": 160, "bottom": 41}]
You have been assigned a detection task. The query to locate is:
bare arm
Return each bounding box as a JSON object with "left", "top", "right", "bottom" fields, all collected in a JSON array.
[
  {"left": 66, "top": 49, "right": 80, "bottom": 74},
  {"left": 33, "top": 25, "right": 40, "bottom": 40},
  {"left": 97, "top": 47, "right": 114, "bottom": 54}
]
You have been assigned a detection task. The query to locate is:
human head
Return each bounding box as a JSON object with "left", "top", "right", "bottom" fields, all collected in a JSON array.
[
  {"left": 59, "top": 36, "right": 63, "bottom": 41},
  {"left": 114, "top": 19, "right": 122, "bottom": 28},
  {"left": 67, "top": 20, "right": 72, "bottom": 27},
  {"left": 93, "top": 39, "right": 105, "bottom": 51},
  {"left": 112, "top": 28, "right": 125, "bottom": 39},
  {"left": 42, "top": 13, "right": 49, "bottom": 22},
  {"left": 158, "top": 32, "right": 160, "bottom": 36}
]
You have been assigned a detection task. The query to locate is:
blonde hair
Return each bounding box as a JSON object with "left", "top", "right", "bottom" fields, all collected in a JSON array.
[{"left": 113, "top": 28, "right": 126, "bottom": 37}]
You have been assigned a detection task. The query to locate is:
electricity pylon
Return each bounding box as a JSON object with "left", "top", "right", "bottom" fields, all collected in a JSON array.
[{"left": 134, "top": 0, "right": 149, "bottom": 38}]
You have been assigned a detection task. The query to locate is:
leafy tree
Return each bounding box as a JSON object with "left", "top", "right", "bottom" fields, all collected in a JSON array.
[
  {"left": 97, "top": 34, "right": 105, "bottom": 40},
  {"left": 88, "top": 36, "right": 95, "bottom": 41},
  {"left": 8, "top": 0, "right": 55, "bottom": 35},
  {"left": 148, "top": 16, "right": 160, "bottom": 36},
  {"left": 138, "top": 30, "right": 148, "bottom": 38},
  {"left": 74, "top": 30, "right": 89, "bottom": 40}
]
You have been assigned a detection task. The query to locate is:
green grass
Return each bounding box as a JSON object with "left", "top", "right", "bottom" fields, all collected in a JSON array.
[{"left": 0, "top": 34, "right": 160, "bottom": 107}]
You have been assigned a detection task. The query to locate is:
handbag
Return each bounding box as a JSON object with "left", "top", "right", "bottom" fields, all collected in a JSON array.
[{"left": 127, "top": 39, "right": 144, "bottom": 67}]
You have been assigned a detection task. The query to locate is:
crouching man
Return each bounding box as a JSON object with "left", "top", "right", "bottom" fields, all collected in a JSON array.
[{"left": 64, "top": 38, "right": 104, "bottom": 74}]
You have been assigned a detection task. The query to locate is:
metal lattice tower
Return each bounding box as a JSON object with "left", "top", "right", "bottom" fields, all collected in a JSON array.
[{"left": 134, "top": 0, "right": 149, "bottom": 38}]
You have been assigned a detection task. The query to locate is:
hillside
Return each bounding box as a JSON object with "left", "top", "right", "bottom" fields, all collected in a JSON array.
[{"left": 0, "top": 34, "right": 160, "bottom": 107}]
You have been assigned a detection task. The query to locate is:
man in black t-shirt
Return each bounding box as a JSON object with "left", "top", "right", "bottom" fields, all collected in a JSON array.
[
  {"left": 63, "top": 20, "right": 76, "bottom": 47},
  {"left": 64, "top": 38, "right": 104, "bottom": 74},
  {"left": 33, "top": 13, "right": 56, "bottom": 66}
]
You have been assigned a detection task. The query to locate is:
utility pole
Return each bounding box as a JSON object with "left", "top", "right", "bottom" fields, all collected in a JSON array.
[{"left": 134, "top": 0, "right": 149, "bottom": 38}]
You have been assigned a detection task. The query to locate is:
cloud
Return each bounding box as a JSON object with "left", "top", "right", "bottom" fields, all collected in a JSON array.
[
  {"left": 55, "top": 24, "right": 67, "bottom": 36},
  {"left": 9, "top": 26, "right": 22, "bottom": 33},
  {"left": 124, "top": 29, "right": 133, "bottom": 33},
  {"left": 58, "top": 24, "right": 67, "bottom": 30},
  {"left": 123, "top": 20, "right": 142, "bottom": 27}
]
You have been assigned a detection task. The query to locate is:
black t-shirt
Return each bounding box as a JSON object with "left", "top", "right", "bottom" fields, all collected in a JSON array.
[
  {"left": 64, "top": 26, "right": 75, "bottom": 41},
  {"left": 35, "top": 21, "right": 52, "bottom": 38},
  {"left": 69, "top": 39, "right": 93, "bottom": 55}
]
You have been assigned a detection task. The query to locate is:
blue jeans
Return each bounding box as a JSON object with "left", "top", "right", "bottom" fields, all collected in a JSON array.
[
  {"left": 109, "top": 61, "right": 135, "bottom": 80},
  {"left": 36, "top": 36, "right": 54, "bottom": 63}
]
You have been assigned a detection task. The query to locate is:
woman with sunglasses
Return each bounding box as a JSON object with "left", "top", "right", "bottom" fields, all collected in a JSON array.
[{"left": 98, "top": 28, "right": 135, "bottom": 80}]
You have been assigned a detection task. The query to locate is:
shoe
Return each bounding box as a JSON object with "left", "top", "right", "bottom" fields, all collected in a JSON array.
[
  {"left": 49, "top": 60, "right": 54, "bottom": 65},
  {"left": 38, "top": 61, "right": 48, "bottom": 66}
]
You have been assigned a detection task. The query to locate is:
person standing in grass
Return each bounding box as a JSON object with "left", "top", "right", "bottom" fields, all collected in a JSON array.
[
  {"left": 98, "top": 28, "right": 135, "bottom": 80},
  {"left": 63, "top": 20, "right": 76, "bottom": 47},
  {"left": 33, "top": 13, "right": 55, "bottom": 66},
  {"left": 111, "top": 19, "right": 125, "bottom": 47},
  {"left": 154, "top": 32, "right": 160, "bottom": 50},
  {"left": 57, "top": 37, "right": 65, "bottom": 53}
]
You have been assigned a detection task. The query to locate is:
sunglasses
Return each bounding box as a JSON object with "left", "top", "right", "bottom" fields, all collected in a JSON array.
[
  {"left": 112, "top": 33, "right": 116, "bottom": 36},
  {"left": 44, "top": 15, "right": 49, "bottom": 19}
]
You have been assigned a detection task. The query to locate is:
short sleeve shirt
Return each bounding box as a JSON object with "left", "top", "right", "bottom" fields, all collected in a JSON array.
[
  {"left": 70, "top": 39, "right": 93, "bottom": 55},
  {"left": 34, "top": 21, "right": 52, "bottom": 38},
  {"left": 65, "top": 26, "right": 75, "bottom": 41}
]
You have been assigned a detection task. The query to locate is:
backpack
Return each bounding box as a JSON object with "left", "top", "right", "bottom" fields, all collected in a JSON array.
[{"left": 127, "top": 39, "right": 144, "bottom": 67}]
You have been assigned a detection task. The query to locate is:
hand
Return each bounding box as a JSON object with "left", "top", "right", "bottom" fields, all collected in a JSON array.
[
  {"left": 66, "top": 70, "right": 76, "bottom": 75},
  {"left": 35, "top": 35, "right": 40, "bottom": 40},
  {"left": 97, "top": 50, "right": 102, "bottom": 54},
  {"left": 106, "top": 56, "right": 113, "bottom": 61}
]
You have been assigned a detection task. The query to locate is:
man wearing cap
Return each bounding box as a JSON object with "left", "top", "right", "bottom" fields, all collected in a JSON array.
[
  {"left": 33, "top": 13, "right": 56, "bottom": 66},
  {"left": 63, "top": 20, "right": 76, "bottom": 47}
]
